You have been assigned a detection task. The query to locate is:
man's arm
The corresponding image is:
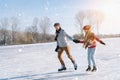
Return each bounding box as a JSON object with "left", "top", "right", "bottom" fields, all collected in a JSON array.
[
  {"left": 63, "top": 30, "right": 85, "bottom": 43},
  {"left": 73, "top": 39, "right": 84, "bottom": 43},
  {"left": 64, "top": 31, "right": 73, "bottom": 40}
]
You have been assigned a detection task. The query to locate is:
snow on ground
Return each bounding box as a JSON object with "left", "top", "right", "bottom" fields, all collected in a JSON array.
[{"left": 0, "top": 38, "right": 120, "bottom": 80}]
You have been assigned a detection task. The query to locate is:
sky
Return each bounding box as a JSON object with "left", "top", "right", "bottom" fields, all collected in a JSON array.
[{"left": 0, "top": 0, "right": 120, "bottom": 35}]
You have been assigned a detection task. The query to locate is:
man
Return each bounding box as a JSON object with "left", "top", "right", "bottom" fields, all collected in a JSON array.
[{"left": 54, "top": 23, "right": 77, "bottom": 71}]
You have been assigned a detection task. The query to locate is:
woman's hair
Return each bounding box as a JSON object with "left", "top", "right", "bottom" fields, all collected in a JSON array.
[{"left": 83, "top": 25, "right": 94, "bottom": 48}]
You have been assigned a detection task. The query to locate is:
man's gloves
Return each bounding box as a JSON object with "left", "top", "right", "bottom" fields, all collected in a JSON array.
[
  {"left": 73, "top": 39, "right": 80, "bottom": 43},
  {"left": 55, "top": 46, "right": 59, "bottom": 52},
  {"left": 100, "top": 41, "right": 106, "bottom": 45}
]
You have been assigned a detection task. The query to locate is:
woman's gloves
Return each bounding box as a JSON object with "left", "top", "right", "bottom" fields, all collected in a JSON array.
[
  {"left": 73, "top": 39, "right": 106, "bottom": 45},
  {"left": 73, "top": 39, "right": 80, "bottom": 43},
  {"left": 100, "top": 41, "right": 106, "bottom": 45}
]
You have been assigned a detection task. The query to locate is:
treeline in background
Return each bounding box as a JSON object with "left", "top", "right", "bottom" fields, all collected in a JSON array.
[
  {"left": 0, "top": 16, "right": 55, "bottom": 45},
  {"left": 0, "top": 10, "right": 120, "bottom": 46}
]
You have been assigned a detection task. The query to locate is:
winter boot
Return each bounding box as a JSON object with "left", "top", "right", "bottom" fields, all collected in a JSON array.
[
  {"left": 91, "top": 66, "right": 97, "bottom": 72},
  {"left": 58, "top": 66, "right": 67, "bottom": 71},
  {"left": 74, "top": 64, "right": 77, "bottom": 70},
  {"left": 86, "top": 65, "right": 91, "bottom": 71}
]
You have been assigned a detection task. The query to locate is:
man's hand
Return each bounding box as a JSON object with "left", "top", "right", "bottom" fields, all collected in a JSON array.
[
  {"left": 73, "top": 39, "right": 80, "bottom": 43},
  {"left": 55, "top": 46, "right": 59, "bottom": 52},
  {"left": 100, "top": 41, "right": 106, "bottom": 45}
]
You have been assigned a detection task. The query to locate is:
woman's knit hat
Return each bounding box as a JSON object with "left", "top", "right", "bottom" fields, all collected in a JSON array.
[{"left": 83, "top": 25, "right": 91, "bottom": 30}]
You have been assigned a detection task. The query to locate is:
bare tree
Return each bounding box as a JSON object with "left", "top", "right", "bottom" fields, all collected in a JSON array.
[
  {"left": 24, "top": 17, "right": 39, "bottom": 43},
  {"left": 31, "top": 17, "right": 39, "bottom": 43},
  {"left": 10, "top": 17, "right": 19, "bottom": 44},
  {"left": 75, "top": 11, "right": 86, "bottom": 36},
  {"left": 39, "top": 17, "right": 51, "bottom": 42},
  {"left": 85, "top": 10, "right": 94, "bottom": 25},
  {"left": 75, "top": 9, "right": 104, "bottom": 39},
  {"left": 86, "top": 10, "right": 104, "bottom": 35},
  {"left": 93, "top": 10, "right": 104, "bottom": 35},
  {"left": 24, "top": 27, "right": 34, "bottom": 43},
  {"left": 0, "top": 17, "right": 9, "bottom": 45}
]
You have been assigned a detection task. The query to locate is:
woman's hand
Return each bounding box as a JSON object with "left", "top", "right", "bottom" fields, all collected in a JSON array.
[{"left": 100, "top": 41, "right": 106, "bottom": 45}]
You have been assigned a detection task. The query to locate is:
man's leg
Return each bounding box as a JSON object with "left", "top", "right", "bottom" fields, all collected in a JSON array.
[
  {"left": 65, "top": 46, "right": 75, "bottom": 64},
  {"left": 58, "top": 48, "right": 66, "bottom": 71},
  {"left": 65, "top": 46, "right": 77, "bottom": 70},
  {"left": 58, "top": 48, "right": 64, "bottom": 66}
]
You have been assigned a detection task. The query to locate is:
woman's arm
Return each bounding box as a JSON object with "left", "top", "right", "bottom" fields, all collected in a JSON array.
[{"left": 95, "top": 36, "right": 106, "bottom": 45}]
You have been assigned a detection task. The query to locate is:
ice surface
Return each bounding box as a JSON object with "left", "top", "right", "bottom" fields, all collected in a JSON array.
[{"left": 0, "top": 38, "right": 120, "bottom": 80}]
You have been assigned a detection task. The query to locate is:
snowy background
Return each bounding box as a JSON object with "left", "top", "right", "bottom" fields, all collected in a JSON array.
[
  {"left": 0, "top": 38, "right": 120, "bottom": 80},
  {"left": 0, "top": 0, "right": 120, "bottom": 35}
]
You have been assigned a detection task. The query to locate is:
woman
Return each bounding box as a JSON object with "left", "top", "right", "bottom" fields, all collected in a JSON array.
[{"left": 73, "top": 25, "right": 106, "bottom": 72}]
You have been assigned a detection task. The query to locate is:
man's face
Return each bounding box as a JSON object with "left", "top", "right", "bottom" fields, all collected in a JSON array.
[{"left": 55, "top": 25, "right": 60, "bottom": 31}]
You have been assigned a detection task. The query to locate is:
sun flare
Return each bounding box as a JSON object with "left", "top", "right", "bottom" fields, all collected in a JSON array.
[{"left": 100, "top": 0, "right": 120, "bottom": 19}]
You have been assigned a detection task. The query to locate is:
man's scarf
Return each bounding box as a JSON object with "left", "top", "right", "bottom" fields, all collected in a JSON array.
[{"left": 55, "top": 28, "right": 62, "bottom": 41}]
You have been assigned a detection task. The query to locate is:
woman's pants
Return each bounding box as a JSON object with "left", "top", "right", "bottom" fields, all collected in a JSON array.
[{"left": 87, "top": 48, "right": 96, "bottom": 66}]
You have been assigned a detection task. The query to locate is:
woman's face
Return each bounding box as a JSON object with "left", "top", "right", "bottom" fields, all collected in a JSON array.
[{"left": 84, "top": 29, "right": 88, "bottom": 33}]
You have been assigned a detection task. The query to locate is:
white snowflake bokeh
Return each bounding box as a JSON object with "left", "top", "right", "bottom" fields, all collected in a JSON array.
[{"left": 4, "top": 3, "right": 8, "bottom": 8}]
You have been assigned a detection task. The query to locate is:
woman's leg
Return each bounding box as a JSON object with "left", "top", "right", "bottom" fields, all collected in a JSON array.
[
  {"left": 86, "top": 48, "right": 92, "bottom": 71},
  {"left": 87, "top": 48, "right": 91, "bottom": 66},
  {"left": 90, "top": 48, "right": 97, "bottom": 71}
]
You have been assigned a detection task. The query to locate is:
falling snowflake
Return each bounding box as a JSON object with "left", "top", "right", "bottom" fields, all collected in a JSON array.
[
  {"left": 44, "top": 1, "right": 50, "bottom": 11},
  {"left": 18, "top": 48, "right": 22, "bottom": 52},
  {"left": 4, "top": 3, "right": 8, "bottom": 8},
  {"left": 54, "top": 7, "right": 57, "bottom": 10},
  {"left": 55, "top": 13, "right": 60, "bottom": 17},
  {"left": 46, "top": 1, "right": 50, "bottom": 6},
  {"left": 63, "top": 5, "right": 67, "bottom": 8},
  {"left": 18, "top": 13, "right": 22, "bottom": 17},
  {"left": 17, "top": 12, "right": 24, "bottom": 17},
  {"left": 45, "top": 7, "right": 48, "bottom": 10},
  {"left": 119, "top": 54, "right": 120, "bottom": 57}
]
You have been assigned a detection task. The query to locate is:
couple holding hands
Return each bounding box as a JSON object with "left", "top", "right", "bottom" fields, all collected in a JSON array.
[{"left": 54, "top": 23, "right": 105, "bottom": 72}]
